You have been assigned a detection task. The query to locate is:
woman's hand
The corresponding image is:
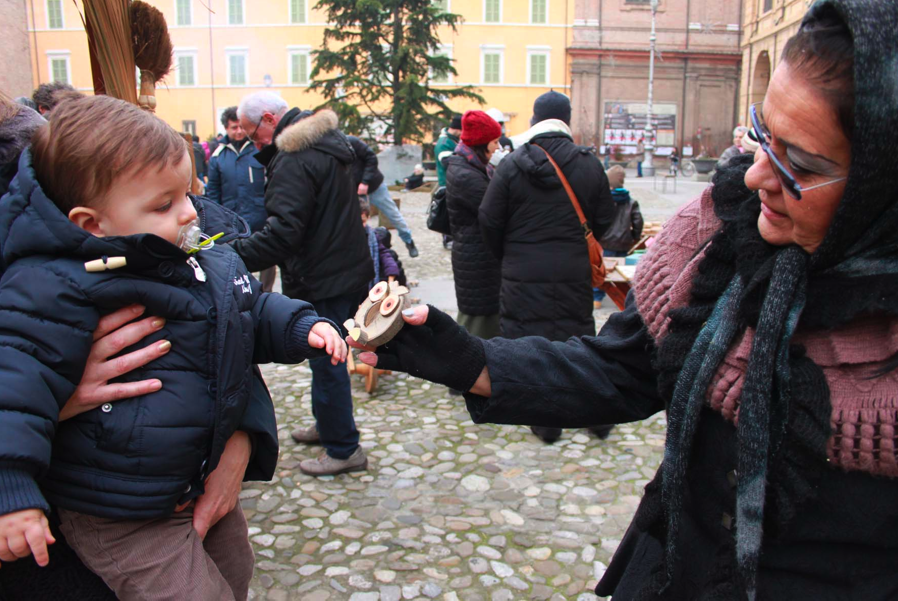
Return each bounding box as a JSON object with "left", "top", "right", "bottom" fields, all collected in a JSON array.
[
  {"left": 184, "top": 431, "right": 251, "bottom": 540},
  {"left": 350, "top": 305, "right": 490, "bottom": 395},
  {"left": 60, "top": 305, "right": 170, "bottom": 421},
  {"left": 308, "top": 322, "right": 348, "bottom": 366}
]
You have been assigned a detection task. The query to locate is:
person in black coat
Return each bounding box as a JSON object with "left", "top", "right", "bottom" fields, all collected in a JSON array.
[
  {"left": 445, "top": 110, "right": 503, "bottom": 342},
  {"left": 480, "top": 91, "right": 616, "bottom": 443},
  {"left": 233, "top": 94, "right": 374, "bottom": 476}
]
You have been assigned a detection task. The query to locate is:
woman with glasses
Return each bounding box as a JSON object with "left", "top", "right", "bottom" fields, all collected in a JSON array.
[{"left": 352, "top": 1, "right": 898, "bottom": 598}]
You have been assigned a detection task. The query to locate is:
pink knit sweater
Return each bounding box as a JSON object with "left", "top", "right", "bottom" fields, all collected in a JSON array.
[{"left": 633, "top": 189, "right": 898, "bottom": 477}]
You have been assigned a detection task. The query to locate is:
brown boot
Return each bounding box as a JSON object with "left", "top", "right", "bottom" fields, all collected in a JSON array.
[
  {"left": 291, "top": 424, "right": 320, "bottom": 444},
  {"left": 299, "top": 447, "right": 368, "bottom": 476}
]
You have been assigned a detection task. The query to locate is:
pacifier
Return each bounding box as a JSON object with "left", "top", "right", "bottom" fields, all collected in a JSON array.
[{"left": 177, "top": 220, "right": 216, "bottom": 254}]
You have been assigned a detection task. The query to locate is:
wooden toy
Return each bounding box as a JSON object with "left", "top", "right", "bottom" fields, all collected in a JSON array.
[{"left": 344, "top": 280, "right": 411, "bottom": 348}]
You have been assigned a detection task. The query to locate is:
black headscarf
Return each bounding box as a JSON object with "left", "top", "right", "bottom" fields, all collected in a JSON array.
[{"left": 654, "top": 1, "right": 898, "bottom": 598}]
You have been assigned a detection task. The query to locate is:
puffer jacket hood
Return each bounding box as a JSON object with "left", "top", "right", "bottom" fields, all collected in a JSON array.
[
  {"left": 507, "top": 132, "right": 584, "bottom": 192},
  {"left": 0, "top": 150, "right": 325, "bottom": 520}
]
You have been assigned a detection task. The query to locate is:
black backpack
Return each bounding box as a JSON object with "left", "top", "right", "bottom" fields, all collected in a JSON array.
[{"left": 426, "top": 186, "right": 451, "bottom": 235}]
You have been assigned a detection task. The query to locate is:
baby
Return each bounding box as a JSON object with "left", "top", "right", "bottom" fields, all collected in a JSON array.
[{"left": 0, "top": 95, "right": 346, "bottom": 599}]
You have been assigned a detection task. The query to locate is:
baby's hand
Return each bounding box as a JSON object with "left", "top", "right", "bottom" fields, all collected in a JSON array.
[
  {"left": 308, "top": 322, "right": 348, "bottom": 366},
  {"left": 0, "top": 508, "right": 55, "bottom": 567}
]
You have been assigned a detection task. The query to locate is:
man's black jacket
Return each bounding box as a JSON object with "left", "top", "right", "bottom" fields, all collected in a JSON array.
[
  {"left": 232, "top": 108, "right": 373, "bottom": 302},
  {"left": 347, "top": 135, "right": 385, "bottom": 191}
]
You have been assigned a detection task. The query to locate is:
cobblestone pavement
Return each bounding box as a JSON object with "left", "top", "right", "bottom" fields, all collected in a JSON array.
[{"left": 246, "top": 188, "right": 680, "bottom": 600}]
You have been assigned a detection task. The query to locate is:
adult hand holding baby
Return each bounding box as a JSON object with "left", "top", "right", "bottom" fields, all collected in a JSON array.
[{"left": 60, "top": 304, "right": 170, "bottom": 421}]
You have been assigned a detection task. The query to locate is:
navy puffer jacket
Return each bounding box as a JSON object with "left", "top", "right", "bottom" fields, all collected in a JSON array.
[
  {"left": 205, "top": 136, "right": 267, "bottom": 232},
  {"left": 0, "top": 150, "right": 328, "bottom": 520}
]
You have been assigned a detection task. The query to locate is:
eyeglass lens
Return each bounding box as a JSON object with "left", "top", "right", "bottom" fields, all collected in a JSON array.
[{"left": 750, "top": 104, "right": 802, "bottom": 200}]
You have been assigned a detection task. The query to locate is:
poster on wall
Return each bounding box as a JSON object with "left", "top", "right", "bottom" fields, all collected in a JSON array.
[{"left": 603, "top": 102, "right": 678, "bottom": 155}]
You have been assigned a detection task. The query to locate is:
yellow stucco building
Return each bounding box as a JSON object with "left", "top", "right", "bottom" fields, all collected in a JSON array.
[
  {"left": 738, "top": 0, "right": 811, "bottom": 126},
  {"left": 25, "top": 0, "right": 574, "bottom": 140}
]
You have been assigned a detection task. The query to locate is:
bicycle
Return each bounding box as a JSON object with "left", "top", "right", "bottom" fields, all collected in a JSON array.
[{"left": 668, "top": 158, "right": 696, "bottom": 178}]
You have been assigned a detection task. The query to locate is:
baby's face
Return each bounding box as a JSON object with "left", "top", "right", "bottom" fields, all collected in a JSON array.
[{"left": 92, "top": 149, "right": 196, "bottom": 246}]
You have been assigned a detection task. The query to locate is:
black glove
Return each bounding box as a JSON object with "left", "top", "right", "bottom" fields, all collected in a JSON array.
[{"left": 374, "top": 305, "right": 486, "bottom": 393}]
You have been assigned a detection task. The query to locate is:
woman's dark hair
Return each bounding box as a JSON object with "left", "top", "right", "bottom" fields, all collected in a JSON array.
[
  {"left": 470, "top": 143, "right": 491, "bottom": 166},
  {"left": 220, "top": 106, "right": 239, "bottom": 129},
  {"left": 782, "top": 8, "right": 855, "bottom": 139}
]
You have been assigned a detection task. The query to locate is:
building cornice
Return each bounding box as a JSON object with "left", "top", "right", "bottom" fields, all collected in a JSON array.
[{"left": 568, "top": 47, "right": 742, "bottom": 64}]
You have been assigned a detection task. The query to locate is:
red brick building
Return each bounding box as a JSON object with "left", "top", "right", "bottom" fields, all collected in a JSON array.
[{"left": 569, "top": 0, "right": 743, "bottom": 159}]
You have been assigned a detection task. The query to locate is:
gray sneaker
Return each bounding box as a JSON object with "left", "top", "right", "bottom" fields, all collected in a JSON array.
[
  {"left": 291, "top": 424, "right": 320, "bottom": 444},
  {"left": 299, "top": 447, "right": 368, "bottom": 476}
]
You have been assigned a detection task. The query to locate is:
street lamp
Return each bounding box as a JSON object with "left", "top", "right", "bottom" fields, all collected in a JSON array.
[{"left": 643, "top": 0, "right": 659, "bottom": 177}]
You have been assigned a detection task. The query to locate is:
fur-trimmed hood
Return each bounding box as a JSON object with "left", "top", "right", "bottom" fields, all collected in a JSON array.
[{"left": 273, "top": 108, "right": 354, "bottom": 166}]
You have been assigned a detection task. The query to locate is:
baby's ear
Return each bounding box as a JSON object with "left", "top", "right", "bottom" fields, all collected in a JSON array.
[{"left": 68, "top": 207, "right": 104, "bottom": 237}]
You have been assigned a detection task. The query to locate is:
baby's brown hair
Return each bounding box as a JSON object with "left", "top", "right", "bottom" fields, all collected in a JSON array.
[{"left": 31, "top": 95, "right": 188, "bottom": 215}]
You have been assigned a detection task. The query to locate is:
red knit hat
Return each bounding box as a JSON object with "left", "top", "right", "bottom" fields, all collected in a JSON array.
[{"left": 460, "top": 110, "right": 502, "bottom": 146}]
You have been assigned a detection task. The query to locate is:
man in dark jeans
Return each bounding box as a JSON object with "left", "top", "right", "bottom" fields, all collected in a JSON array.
[{"left": 233, "top": 91, "right": 374, "bottom": 476}]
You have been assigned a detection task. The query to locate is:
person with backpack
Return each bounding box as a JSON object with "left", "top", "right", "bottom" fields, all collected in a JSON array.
[{"left": 479, "top": 91, "right": 616, "bottom": 444}]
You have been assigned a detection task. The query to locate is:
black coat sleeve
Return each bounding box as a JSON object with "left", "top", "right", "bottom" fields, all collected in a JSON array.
[
  {"left": 349, "top": 137, "right": 379, "bottom": 186},
  {"left": 464, "top": 292, "right": 664, "bottom": 428},
  {"left": 478, "top": 161, "right": 513, "bottom": 261},
  {"left": 589, "top": 158, "right": 616, "bottom": 241},
  {"left": 231, "top": 154, "right": 315, "bottom": 272}
]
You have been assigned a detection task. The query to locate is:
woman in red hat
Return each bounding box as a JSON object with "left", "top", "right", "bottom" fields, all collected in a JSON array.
[{"left": 443, "top": 111, "right": 503, "bottom": 374}]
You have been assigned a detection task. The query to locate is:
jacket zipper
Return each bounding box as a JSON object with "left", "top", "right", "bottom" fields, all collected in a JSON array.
[{"left": 187, "top": 256, "right": 206, "bottom": 282}]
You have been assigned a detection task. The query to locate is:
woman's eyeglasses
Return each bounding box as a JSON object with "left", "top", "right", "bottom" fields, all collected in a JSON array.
[{"left": 749, "top": 103, "right": 846, "bottom": 200}]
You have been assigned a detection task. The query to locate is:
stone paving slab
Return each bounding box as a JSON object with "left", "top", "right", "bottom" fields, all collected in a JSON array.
[{"left": 246, "top": 187, "right": 694, "bottom": 600}]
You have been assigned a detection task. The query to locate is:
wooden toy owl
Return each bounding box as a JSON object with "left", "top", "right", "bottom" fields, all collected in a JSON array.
[{"left": 344, "top": 280, "right": 412, "bottom": 348}]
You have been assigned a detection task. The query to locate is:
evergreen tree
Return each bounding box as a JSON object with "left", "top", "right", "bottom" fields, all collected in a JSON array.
[{"left": 310, "top": 0, "right": 484, "bottom": 145}]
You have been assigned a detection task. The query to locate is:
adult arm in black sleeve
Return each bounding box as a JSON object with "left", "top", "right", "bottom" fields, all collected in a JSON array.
[
  {"left": 230, "top": 154, "right": 315, "bottom": 272},
  {"left": 349, "top": 136, "right": 379, "bottom": 186},
  {"left": 366, "top": 291, "right": 664, "bottom": 429},
  {"left": 464, "top": 292, "right": 663, "bottom": 428}
]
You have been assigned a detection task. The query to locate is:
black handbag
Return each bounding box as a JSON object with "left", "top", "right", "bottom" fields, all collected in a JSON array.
[{"left": 426, "top": 186, "right": 451, "bottom": 235}]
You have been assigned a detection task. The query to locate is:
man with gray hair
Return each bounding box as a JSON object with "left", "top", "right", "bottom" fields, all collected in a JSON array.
[
  {"left": 717, "top": 125, "right": 750, "bottom": 168},
  {"left": 232, "top": 91, "right": 374, "bottom": 477}
]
